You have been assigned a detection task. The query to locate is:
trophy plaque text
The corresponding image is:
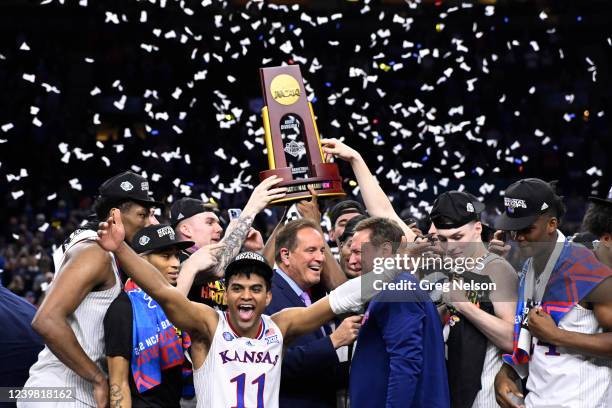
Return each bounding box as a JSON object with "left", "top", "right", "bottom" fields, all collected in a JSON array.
[{"left": 259, "top": 65, "right": 345, "bottom": 204}]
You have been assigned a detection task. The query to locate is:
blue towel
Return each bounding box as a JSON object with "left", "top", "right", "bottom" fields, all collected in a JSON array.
[{"left": 127, "top": 286, "right": 187, "bottom": 392}]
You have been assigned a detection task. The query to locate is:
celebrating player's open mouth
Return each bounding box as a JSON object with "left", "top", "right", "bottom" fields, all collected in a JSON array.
[
  {"left": 237, "top": 303, "right": 256, "bottom": 322},
  {"left": 225, "top": 273, "right": 272, "bottom": 333}
]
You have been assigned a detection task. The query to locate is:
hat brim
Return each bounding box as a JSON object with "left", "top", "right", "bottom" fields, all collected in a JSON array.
[
  {"left": 225, "top": 258, "right": 274, "bottom": 279},
  {"left": 102, "top": 193, "right": 164, "bottom": 209},
  {"left": 132, "top": 198, "right": 165, "bottom": 209},
  {"left": 588, "top": 196, "right": 612, "bottom": 207},
  {"left": 170, "top": 209, "right": 206, "bottom": 227},
  {"left": 135, "top": 240, "right": 194, "bottom": 255},
  {"left": 494, "top": 213, "right": 539, "bottom": 231}
]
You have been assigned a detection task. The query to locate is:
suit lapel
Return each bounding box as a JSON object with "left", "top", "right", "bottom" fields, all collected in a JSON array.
[
  {"left": 272, "top": 271, "right": 328, "bottom": 339},
  {"left": 273, "top": 271, "right": 305, "bottom": 308}
]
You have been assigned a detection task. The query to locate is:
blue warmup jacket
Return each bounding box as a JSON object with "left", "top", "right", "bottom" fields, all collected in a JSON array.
[{"left": 350, "top": 273, "right": 450, "bottom": 408}]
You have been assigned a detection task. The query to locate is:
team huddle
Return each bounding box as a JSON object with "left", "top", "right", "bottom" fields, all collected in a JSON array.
[{"left": 13, "top": 138, "right": 612, "bottom": 408}]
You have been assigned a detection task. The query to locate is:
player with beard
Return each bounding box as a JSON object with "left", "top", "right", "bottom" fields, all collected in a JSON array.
[
  {"left": 96, "top": 209, "right": 426, "bottom": 408},
  {"left": 493, "top": 179, "right": 612, "bottom": 408}
]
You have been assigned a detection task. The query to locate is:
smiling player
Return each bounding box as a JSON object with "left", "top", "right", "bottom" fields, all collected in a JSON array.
[{"left": 96, "top": 211, "right": 419, "bottom": 408}]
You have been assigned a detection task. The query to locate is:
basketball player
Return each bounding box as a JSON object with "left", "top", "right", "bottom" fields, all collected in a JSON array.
[
  {"left": 96, "top": 210, "right": 430, "bottom": 407},
  {"left": 173, "top": 176, "right": 284, "bottom": 308},
  {"left": 429, "top": 191, "right": 517, "bottom": 408},
  {"left": 581, "top": 186, "right": 612, "bottom": 268},
  {"left": 493, "top": 179, "right": 612, "bottom": 408},
  {"left": 103, "top": 224, "right": 219, "bottom": 408},
  {"left": 19, "top": 171, "right": 161, "bottom": 408},
  {"left": 327, "top": 200, "right": 366, "bottom": 248}
]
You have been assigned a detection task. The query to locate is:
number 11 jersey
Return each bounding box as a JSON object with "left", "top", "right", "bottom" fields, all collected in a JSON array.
[{"left": 194, "top": 311, "right": 283, "bottom": 408}]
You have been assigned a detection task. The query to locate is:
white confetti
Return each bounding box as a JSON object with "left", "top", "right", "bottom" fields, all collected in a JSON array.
[
  {"left": 279, "top": 40, "right": 293, "bottom": 54},
  {"left": 69, "top": 178, "right": 82, "bottom": 191},
  {"left": 105, "top": 12, "right": 120, "bottom": 24},
  {"left": 113, "top": 95, "right": 127, "bottom": 110},
  {"left": 214, "top": 148, "right": 227, "bottom": 160}
]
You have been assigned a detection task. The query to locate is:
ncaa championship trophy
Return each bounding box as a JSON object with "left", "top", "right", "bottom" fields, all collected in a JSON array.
[{"left": 259, "top": 65, "right": 345, "bottom": 204}]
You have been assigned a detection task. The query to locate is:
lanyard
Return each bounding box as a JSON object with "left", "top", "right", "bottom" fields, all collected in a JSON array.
[{"left": 524, "top": 231, "right": 565, "bottom": 303}]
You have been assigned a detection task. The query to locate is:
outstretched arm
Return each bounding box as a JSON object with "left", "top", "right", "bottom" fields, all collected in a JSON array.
[
  {"left": 275, "top": 240, "right": 432, "bottom": 341},
  {"left": 321, "top": 138, "right": 416, "bottom": 242},
  {"left": 97, "top": 210, "right": 217, "bottom": 337}
]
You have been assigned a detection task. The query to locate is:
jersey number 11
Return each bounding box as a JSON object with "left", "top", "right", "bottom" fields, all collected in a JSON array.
[{"left": 231, "top": 373, "right": 266, "bottom": 408}]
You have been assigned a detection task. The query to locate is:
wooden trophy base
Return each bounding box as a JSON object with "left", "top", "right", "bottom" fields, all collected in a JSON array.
[{"left": 260, "top": 162, "right": 346, "bottom": 205}]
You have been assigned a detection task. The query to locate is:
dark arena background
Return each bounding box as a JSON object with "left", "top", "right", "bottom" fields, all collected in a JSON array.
[{"left": 0, "top": 0, "right": 610, "bottom": 300}]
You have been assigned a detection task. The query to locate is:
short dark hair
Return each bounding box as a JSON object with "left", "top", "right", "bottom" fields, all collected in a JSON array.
[
  {"left": 225, "top": 264, "right": 273, "bottom": 291},
  {"left": 353, "top": 217, "right": 404, "bottom": 253},
  {"left": 582, "top": 203, "right": 612, "bottom": 238},
  {"left": 328, "top": 200, "right": 365, "bottom": 227},
  {"left": 275, "top": 219, "right": 321, "bottom": 263},
  {"left": 545, "top": 181, "right": 566, "bottom": 222}
]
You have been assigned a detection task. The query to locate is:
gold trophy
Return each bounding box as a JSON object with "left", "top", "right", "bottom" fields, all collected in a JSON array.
[{"left": 259, "top": 65, "right": 345, "bottom": 204}]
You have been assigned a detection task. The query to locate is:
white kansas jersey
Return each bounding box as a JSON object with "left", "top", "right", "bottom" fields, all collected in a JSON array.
[
  {"left": 194, "top": 311, "right": 283, "bottom": 408},
  {"left": 20, "top": 229, "right": 121, "bottom": 408},
  {"left": 526, "top": 304, "right": 612, "bottom": 408}
]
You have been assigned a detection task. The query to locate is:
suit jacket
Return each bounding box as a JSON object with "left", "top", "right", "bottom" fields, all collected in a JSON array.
[
  {"left": 265, "top": 271, "right": 344, "bottom": 408},
  {"left": 349, "top": 273, "right": 450, "bottom": 408}
]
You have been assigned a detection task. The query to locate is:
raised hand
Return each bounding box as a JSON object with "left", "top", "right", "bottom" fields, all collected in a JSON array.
[
  {"left": 186, "top": 242, "right": 225, "bottom": 272},
  {"left": 489, "top": 230, "right": 512, "bottom": 258},
  {"left": 296, "top": 185, "right": 321, "bottom": 222},
  {"left": 320, "top": 138, "right": 360, "bottom": 162},
  {"left": 243, "top": 228, "right": 265, "bottom": 252},
  {"left": 96, "top": 209, "right": 125, "bottom": 252},
  {"left": 243, "top": 175, "right": 288, "bottom": 216}
]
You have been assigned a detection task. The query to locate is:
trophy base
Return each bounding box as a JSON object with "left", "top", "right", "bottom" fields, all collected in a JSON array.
[{"left": 260, "top": 163, "right": 346, "bottom": 206}]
